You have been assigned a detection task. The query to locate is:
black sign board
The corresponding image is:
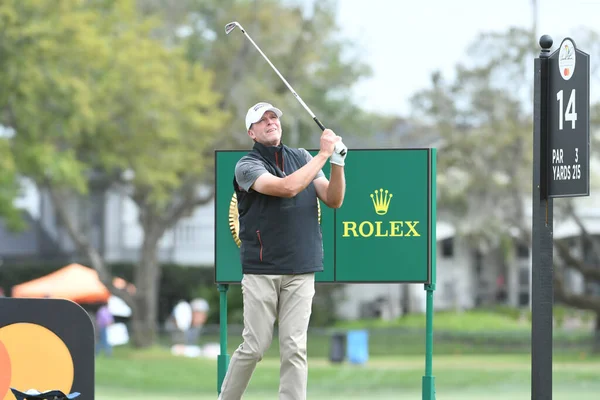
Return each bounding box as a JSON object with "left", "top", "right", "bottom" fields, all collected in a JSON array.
[{"left": 548, "top": 37, "right": 590, "bottom": 197}]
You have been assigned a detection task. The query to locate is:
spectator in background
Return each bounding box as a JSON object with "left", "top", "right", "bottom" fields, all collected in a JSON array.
[
  {"left": 168, "top": 299, "right": 193, "bottom": 345},
  {"left": 96, "top": 302, "right": 114, "bottom": 357},
  {"left": 186, "top": 298, "right": 210, "bottom": 345}
]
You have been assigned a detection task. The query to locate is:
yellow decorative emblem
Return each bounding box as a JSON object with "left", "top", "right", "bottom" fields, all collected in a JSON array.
[
  {"left": 370, "top": 188, "right": 392, "bottom": 215},
  {"left": 228, "top": 193, "right": 322, "bottom": 248},
  {"left": 228, "top": 194, "right": 242, "bottom": 247}
]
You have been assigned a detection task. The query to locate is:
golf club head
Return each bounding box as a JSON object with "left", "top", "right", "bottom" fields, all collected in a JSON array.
[{"left": 225, "top": 21, "right": 243, "bottom": 35}]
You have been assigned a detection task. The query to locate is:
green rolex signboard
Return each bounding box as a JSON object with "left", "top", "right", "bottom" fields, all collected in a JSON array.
[
  {"left": 215, "top": 148, "right": 438, "bottom": 400},
  {"left": 215, "top": 148, "right": 436, "bottom": 284}
]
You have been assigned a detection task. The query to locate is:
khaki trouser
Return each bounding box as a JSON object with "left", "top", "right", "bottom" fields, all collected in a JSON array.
[{"left": 218, "top": 273, "right": 315, "bottom": 400}]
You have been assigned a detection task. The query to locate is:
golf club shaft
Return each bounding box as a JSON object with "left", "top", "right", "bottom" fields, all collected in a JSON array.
[
  {"left": 228, "top": 22, "right": 345, "bottom": 156},
  {"left": 237, "top": 27, "right": 327, "bottom": 133}
]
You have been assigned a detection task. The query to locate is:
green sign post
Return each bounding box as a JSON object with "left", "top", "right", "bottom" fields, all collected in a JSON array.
[{"left": 215, "top": 148, "right": 437, "bottom": 399}]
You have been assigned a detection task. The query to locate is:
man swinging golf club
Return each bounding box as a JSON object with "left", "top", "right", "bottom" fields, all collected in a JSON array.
[{"left": 218, "top": 101, "right": 347, "bottom": 400}]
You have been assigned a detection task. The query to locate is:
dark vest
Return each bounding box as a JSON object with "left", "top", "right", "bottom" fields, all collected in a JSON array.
[{"left": 233, "top": 142, "right": 324, "bottom": 275}]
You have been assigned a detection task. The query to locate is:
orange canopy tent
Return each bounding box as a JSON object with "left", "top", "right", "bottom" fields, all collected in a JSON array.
[{"left": 11, "top": 263, "right": 134, "bottom": 304}]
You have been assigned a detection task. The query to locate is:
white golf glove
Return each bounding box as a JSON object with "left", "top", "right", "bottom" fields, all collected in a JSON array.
[{"left": 331, "top": 141, "right": 348, "bottom": 167}]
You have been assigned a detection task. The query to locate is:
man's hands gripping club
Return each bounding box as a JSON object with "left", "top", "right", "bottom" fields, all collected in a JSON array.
[
  {"left": 250, "top": 127, "right": 346, "bottom": 207},
  {"left": 319, "top": 129, "right": 348, "bottom": 167}
]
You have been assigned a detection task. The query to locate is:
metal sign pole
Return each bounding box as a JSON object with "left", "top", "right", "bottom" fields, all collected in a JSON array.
[
  {"left": 531, "top": 33, "right": 590, "bottom": 400},
  {"left": 532, "top": 35, "right": 554, "bottom": 400},
  {"left": 217, "top": 283, "right": 230, "bottom": 395},
  {"left": 422, "top": 148, "right": 437, "bottom": 400}
]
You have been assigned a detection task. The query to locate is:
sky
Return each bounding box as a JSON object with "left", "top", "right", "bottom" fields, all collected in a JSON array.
[{"left": 333, "top": 0, "right": 600, "bottom": 116}]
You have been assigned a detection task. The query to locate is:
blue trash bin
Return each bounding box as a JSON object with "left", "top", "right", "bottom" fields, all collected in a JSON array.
[{"left": 346, "top": 330, "right": 368, "bottom": 365}]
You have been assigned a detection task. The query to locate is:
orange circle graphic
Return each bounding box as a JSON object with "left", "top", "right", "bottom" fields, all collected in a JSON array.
[
  {"left": 0, "top": 323, "right": 73, "bottom": 400},
  {"left": 0, "top": 340, "right": 11, "bottom": 399}
]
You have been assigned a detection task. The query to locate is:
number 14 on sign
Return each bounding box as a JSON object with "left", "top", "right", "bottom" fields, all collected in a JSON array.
[{"left": 557, "top": 89, "right": 577, "bottom": 130}]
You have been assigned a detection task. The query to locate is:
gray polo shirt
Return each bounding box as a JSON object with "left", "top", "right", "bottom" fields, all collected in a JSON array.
[{"left": 235, "top": 148, "right": 325, "bottom": 192}]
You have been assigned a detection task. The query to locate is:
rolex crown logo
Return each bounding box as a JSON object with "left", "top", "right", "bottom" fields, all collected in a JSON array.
[{"left": 370, "top": 188, "right": 392, "bottom": 215}]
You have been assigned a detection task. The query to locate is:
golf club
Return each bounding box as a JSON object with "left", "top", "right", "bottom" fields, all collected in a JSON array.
[{"left": 225, "top": 21, "right": 347, "bottom": 156}]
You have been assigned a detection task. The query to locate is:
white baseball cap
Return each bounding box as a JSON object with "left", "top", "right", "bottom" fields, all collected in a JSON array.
[
  {"left": 245, "top": 102, "right": 283, "bottom": 130},
  {"left": 191, "top": 298, "right": 209, "bottom": 312}
]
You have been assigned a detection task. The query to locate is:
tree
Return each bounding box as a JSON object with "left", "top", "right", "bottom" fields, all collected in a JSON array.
[
  {"left": 0, "top": 0, "right": 227, "bottom": 346},
  {"left": 408, "top": 18, "right": 600, "bottom": 346},
  {"left": 550, "top": 27, "right": 600, "bottom": 352},
  {"left": 1, "top": 0, "right": 374, "bottom": 346},
  {"left": 138, "top": 0, "right": 377, "bottom": 150},
  {"left": 409, "top": 27, "right": 538, "bottom": 305},
  {"left": 554, "top": 202, "right": 600, "bottom": 352},
  {"left": 412, "top": 26, "right": 537, "bottom": 240},
  {"left": 128, "top": 0, "right": 383, "bottom": 328},
  {"left": 0, "top": 134, "right": 22, "bottom": 231}
]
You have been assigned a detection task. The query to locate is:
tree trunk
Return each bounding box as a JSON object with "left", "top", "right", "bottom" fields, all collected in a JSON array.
[
  {"left": 593, "top": 313, "right": 600, "bottom": 354},
  {"left": 131, "top": 233, "right": 162, "bottom": 348},
  {"left": 47, "top": 183, "right": 133, "bottom": 304},
  {"left": 401, "top": 284, "right": 411, "bottom": 316},
  {"left": 127, "top": 190, "right": 213, "bottom": 348},
  {"left": 507, "top": 259, "right": 520, "bottom": 307}
]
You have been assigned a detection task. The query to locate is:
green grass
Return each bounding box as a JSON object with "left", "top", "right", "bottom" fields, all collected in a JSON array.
[
  {"left": 198, "top": 323, "right": 594, "bottom": 359},
  {"left": 94, "top": 345, "right": 600, "bottom": 399},
  {"left": 95, "top": 309, "right": 600, "bottom": 399},
  {"left": 335, "top": 310, "right": 532, "bottom": 331},
  {"left": 96, "top": 387, "right": 600, "bottom": 400}
]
